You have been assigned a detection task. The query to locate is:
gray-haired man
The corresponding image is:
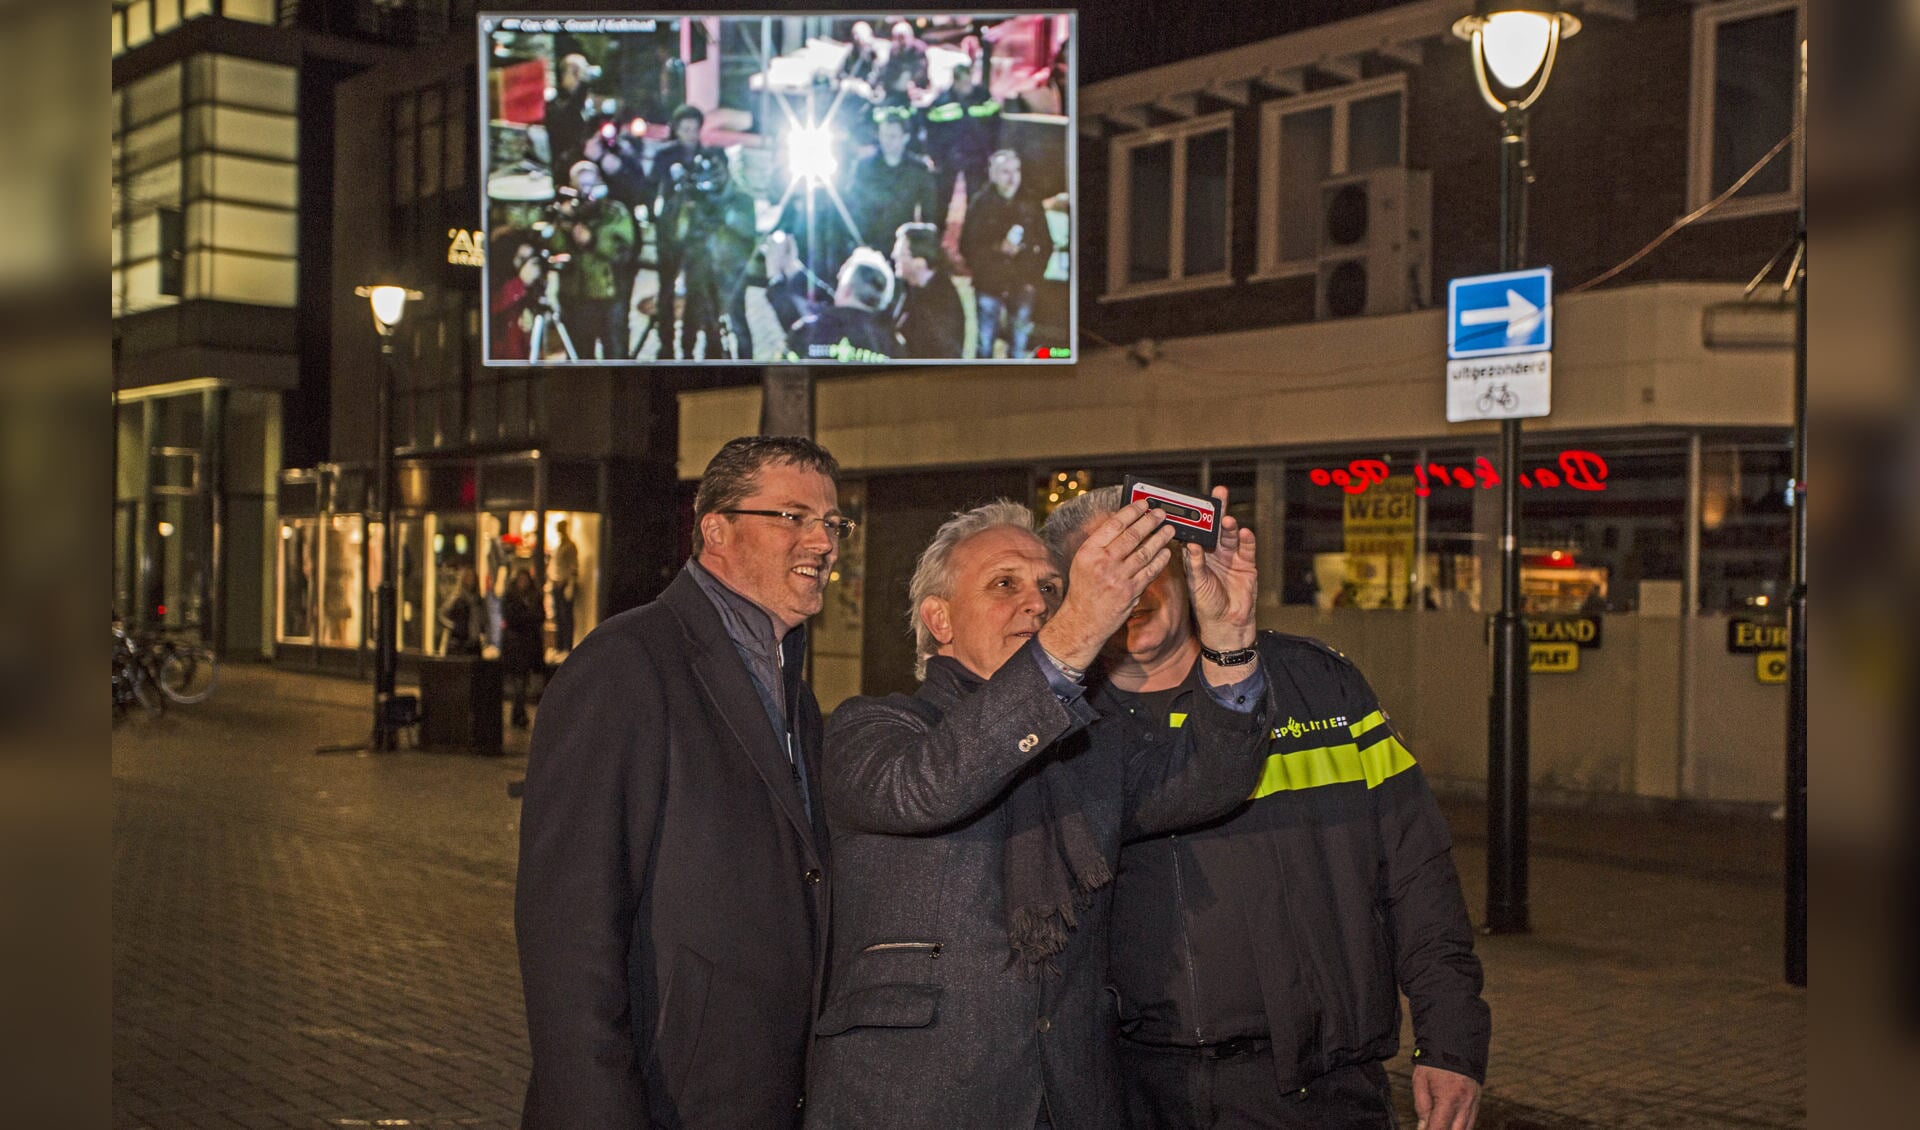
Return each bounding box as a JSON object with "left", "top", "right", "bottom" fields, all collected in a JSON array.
[{"left": 807, "top": 493, "right": 1270, "bottom": 1129}]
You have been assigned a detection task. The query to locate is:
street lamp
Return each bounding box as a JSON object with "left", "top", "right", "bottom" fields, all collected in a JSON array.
[
  {"left": 354, "top": 283, "right": 421, "bottom": 751},
  {"left": 1452, "top": 3, "right": 1580, "bottom": 936}
]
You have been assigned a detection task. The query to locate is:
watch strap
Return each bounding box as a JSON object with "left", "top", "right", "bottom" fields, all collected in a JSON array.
[{"left": 1199, "top": 643, "right": 1258, "bottom": 666}]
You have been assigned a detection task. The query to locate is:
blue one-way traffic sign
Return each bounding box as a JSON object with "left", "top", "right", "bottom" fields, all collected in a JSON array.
[{"left": 1448, "top": 267, "right": 1553, "bottom": 359}]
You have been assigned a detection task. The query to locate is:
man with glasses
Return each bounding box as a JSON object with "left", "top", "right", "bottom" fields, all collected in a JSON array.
[{"left": 517, "top": 435, "right": 852, "bottom": 1129}]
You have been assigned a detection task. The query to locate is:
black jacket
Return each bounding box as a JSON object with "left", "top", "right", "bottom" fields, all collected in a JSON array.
[
  {"left": 806, "top": 642, "right": 1269, "bottom": 1130},
  {"left": 847, "top": 152, "right": 938, "bottom": 251},
  {"left": 783, "top": 305, "right": 901, "bottom": 363},
  {"left": 515, "top": 568, "right": 830, "bottom": 1129},
  {"left": 960, "top": 187, "right": 1052, "bottom": 297},
  {"left": 893, "top": 272, "right": 965, "bottom": 359},
  {"left": 1107, "top": 632, "right": 1490, "bottom": 1090}
]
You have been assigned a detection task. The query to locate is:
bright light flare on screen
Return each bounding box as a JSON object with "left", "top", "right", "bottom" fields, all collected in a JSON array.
[{"left": 786, "top": 125, "right": 839, "bottom": 184}]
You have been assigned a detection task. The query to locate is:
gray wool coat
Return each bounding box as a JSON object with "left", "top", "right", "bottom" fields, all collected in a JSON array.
[{"left": 804, "top": 641, "right": 1269, "bottom": 1130}]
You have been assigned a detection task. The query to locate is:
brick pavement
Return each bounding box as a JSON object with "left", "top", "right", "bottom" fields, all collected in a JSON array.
[{"left": 114, "top": 664, "right": 1803, "bottom": 1129}]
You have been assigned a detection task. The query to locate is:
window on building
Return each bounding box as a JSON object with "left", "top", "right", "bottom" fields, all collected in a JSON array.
[
  {"left": 1256, "top": 76, "right": 1405, "bottom": 276},
  {"left": 1698, "top": 441, "right": 1791, "bottom": 612},
  {"left": 116, "top": 56, "right": 298, "bottom": 313},
  {"left": 222, "top": 0, "right": 278, "bottom": 24},
  {"left": 1689, "top": 0, "right": 1804, "bottom": 218},
  {"left": 1106, "top": 112, "right": 1233, "bottom": 298},
  {"left": 392, "top": 75, "right": 473, "bottom": 212}
]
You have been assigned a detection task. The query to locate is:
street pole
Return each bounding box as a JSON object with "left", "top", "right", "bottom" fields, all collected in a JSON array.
[
  {"left": 373, "top": 335, "right": 398, "bottom": 752},
  {"left": 1783, "top": 38, "right": 1807, "bottom": 988},
  {"left": 1485, "top": 102, "right": 1531, "bottom": 935}
]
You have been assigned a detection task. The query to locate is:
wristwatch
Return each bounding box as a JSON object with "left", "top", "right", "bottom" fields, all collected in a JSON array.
[{"left": 1199, "top": 643, "right": 1258, "bottom": 666}]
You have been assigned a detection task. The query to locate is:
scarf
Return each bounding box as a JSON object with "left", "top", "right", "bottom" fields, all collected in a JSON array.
[{"left": 924, "top": 656, "right": 1113, "bottom": 977}]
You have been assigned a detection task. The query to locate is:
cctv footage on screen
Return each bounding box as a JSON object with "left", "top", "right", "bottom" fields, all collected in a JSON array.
[{"left": 479, "top": 11, "right": 1076, "bottom": 366}]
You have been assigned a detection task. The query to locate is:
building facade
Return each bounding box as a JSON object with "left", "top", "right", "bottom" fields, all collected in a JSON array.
[
  {"left": 677, "top": 0, "right": 1806, "bottom": 805},
  {"left": 111, "top": 0, "right": 465, "bottom": 658}
]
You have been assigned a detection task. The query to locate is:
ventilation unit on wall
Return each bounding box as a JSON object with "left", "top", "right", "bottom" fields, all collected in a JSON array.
[{"left": 1315, "top": 167, "right": 1433, "bottom": 320}]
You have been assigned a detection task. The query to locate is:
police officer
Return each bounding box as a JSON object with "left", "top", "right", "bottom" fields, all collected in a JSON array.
[{"left": 1041, "top": 487, "right": 1491, "bottom": 1130}]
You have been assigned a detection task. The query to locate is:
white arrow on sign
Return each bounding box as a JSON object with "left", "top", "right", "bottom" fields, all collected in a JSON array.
[{"left": 1459, "top": 288, "right": 1544, "bottom": 342}]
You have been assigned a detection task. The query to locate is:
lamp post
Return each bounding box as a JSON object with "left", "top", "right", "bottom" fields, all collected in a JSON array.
[
  {"left": 1452, "top": 3, "right": 1579, "bottom": 936},
  {"left": 354, "top": 283, "right": 421, "bottom": 751}
]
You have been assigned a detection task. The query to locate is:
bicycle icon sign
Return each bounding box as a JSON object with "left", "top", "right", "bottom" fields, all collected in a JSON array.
[
  {"left": 1446, "top": 352, "right": 1551, "bottom": 422},
  {"left": 1477, "top": 383, "right": 1519, "bottom": 414}
]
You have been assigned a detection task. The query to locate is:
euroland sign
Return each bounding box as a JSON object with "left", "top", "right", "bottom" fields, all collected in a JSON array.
[{"left": 1308, "top": 450, "right": 1610, "bottom": 497}]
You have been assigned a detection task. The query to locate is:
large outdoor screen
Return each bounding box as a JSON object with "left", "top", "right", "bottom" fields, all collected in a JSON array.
[{"left": 479, "top": 11, "right": 1077, "bottom": 365}]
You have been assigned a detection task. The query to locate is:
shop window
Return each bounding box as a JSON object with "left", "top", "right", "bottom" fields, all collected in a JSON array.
[
  {"left": 429, "top": 513, "right": 480, "bottom": 654},
  {"left": 1517, "top": 447, "right": 1684, "bottom": 614},
  {"left": 1282, "top": 452, "right": 1429, "bottom": 610},
  {"left": 1698, "top": 443, "right": 1791, "bottom": 612},
  {"left": 1689, "top": 0, "right": 1803, "bottom": 218},
  {"left": 812, "top": 480, "right": 867, "bottom": 712},
  {"left": 1256, "top": 76, "right": 1405, "bottom": 276},
  {"left": 541, "top": 512, "right": 600, "bottom": 655},
  {"left": 1107, "top": 113, "right": 1233, "bottom": 299},
  {"left": 319, "top": 516, "right": 367, "bottom": 648},
  {"left": 279, "top": 518, "right": 318, "bottom": 642},
  {"left": 396, "top": 518, "right": 428, "bottom": 652},
  {"left": 1282, "top": 445, "right": 1672, "bottom": 614}
]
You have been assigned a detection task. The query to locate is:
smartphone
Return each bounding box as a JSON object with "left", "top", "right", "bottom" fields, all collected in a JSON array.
[{"left": 1123, "top": 476, "right": 1221, "bottom": 550}]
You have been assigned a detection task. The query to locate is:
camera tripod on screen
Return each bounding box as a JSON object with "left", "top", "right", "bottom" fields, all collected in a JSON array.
[{"left": 526, "top": 252, "right": 580, "bottom": 362}]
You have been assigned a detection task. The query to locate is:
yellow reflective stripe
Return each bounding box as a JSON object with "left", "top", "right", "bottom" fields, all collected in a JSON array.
[
  {"left": 1348, "top": 710, "right": 1387, "bottom": 739},
  {"left": 967, "top": 100, "right": 1001, "bottom": 117},
  {"left": 926, "top": 103, "right": 963, "bottom": 123},
  {"left": 1248, "top": 733, "right": 1416, "bottom": 798},
  {"left": 1169, "top": 712, "right": 1187, "bottom": 728}
]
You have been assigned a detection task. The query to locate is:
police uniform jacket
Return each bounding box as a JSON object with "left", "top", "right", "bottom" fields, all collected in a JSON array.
[
  {"left": 516, "top": 567, "right": 830, "bottom": 1129},
  {"left": 805, "top": 640, "right": 1269, "bottom": 1130},
  {"left": 1108, "top": 632, "right": 1490, "bottom": 1091}
]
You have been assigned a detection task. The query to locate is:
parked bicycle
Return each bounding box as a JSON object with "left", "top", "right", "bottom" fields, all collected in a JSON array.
[{"left": 113, "top": 623, "right": 219, "bottom": 720}]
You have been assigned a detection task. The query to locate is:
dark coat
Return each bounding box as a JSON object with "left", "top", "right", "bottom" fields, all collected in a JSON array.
[
  {"left": 960, "top": 187, "right": 1052, "bottom": 298},
  {"left": 515, "top": 567, "right": 830, "bottom": 1130},
  {"left": 847, "top": 152, "right": 938, "bottom": 251},
  {"left": 805, "top": 642, "right": 1269, "bottom": 1130},
  {"left": 893, "top": 272, "right": 966, "bottom": 359},
  {"left": 1108, "top": 633, "right": 1490, "bottom": 1090},
  {"left": 499, "top": 587, "right": 544, "bottom": 675}
]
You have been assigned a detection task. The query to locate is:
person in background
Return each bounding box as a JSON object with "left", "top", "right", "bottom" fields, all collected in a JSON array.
[
  {"left": 438, "top": 567, "right": 485, "bottom": 656},
  {"left": 548, "top": 521, "right": 579, "bottom": 654},
  {"left": 924, "top": 61, "right": 998, "bottom": 231},
  {"left": 837, "top": 20, "right": 881, "bottom": 88},
  {"left": 499, "top": 568, "right": 545, "bottom": 729},
  {"left": 782, "top": 248, "right": 902, "bottom": 362},
  {"left": 550, "top": 161, "right": 636, "bottom": 360},
  {"left": 890, "top": 221, "right": 965, "bottom": 360},
  {"left": 847, "top": 111, "right": 938, "bottom": 254},
  {"left": 544, "top": 52, "right": 596, "bottom": 172},
  {"left": 959, "top": 149, "right": 1051, "bottom": 359},
  {"left": 873, "top": 20, "right": 931, "bottom": 107},
  {"left": 645, "top": 104, "right": 711, "bottom": 359}
]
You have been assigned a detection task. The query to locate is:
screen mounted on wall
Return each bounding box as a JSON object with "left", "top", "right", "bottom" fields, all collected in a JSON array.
[{"left": 480, "top": 10, "right": 1077, "bottom": 365}]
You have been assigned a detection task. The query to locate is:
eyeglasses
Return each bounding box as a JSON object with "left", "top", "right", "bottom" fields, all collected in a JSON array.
[{"left": 719, "top": 509, "right": 858, "bottom": 541}]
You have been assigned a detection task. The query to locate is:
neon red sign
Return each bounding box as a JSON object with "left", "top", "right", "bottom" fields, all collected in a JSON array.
[{"left": 1309, "top": 450, "right": 1610, "bottom": 496}]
